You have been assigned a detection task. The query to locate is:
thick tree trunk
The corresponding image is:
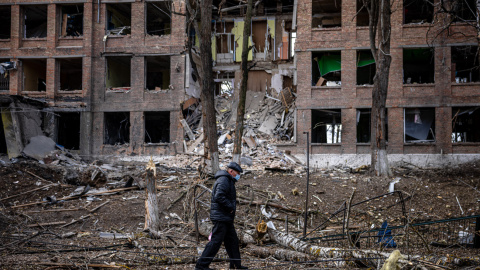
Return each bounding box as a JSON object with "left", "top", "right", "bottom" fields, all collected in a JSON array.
[
  {"left": 200, "top": 0, "right": 219, "bottom": 173},
  {"left": 368, "top": 0, "right": 392, "bottom": 177},
  {"left": 233, "top": 0, "right": 253, "bottom": 165},
  {"left": 247, "top": 245, "right": 314, "bottom": 262},
  {"left": 144, "top": 167, "right": 161, "bottom": 237}
]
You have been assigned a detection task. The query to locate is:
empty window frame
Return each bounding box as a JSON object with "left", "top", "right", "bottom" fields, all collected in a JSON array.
[
  {"left": 312, "top": 51, "right": 341, "bottom": 86},
  {"left": 144, "top": 111, "right": 170, "bottom": 143},
  {"left": 0, "top": 6, "right": 11, "bottom": 39},
  {"left": 104, "top": 112, "right": 130, "bottom": 145},
  {"left": 312, "top": 0, "right": 342, "bottom": 28},
  {"left": 214, "top": 72, "right": 234, "bottom": 96},
  {"left": 0, "top": 60, "right": 10, "bottom": 91},
  {"left": 403, "top": 48, "right": 434, "bottom": 84},
  {"left": 452, "top": 0, "right": 477, "bottom": 22},
  {"left": 214, "top": 21, "right": 235, "bottom": 57},
  {"left": 356, "top": 108, "right": 388, "bottom": 143},
  {"left": 356, "top": 0, "right": 369, "bottom": 26},
  {"left": 312, "top": 109, "right": 342, "bottom": 143},
  {"left": 23, "top": 5, "right": 48, "bottom": 38},
  {"left": 252, "top": 20, "right": 273, "bottom": 58},
  {"left": 452, "top": 107, "right": 480, "bottom": 142},
  {"left": 403, "top": 0, "right": 433, "bottom": 24},
  {"left": 106, "top": 56, "right": 131, "bottom": 89},
  {"left": 59, "top": 58, "right": 82, "bottom": 91},
  {"left": 357, "top": 50, "right": 375, "bottom": 85},
  {"left": 146, "top": 1, "right": 172, "bottom": 36},
  {"left": 59, "top": 4, "right": 83, "bottom": 37},
  {"left": 106, "top": 3, "right": 131, "bottom": 35},
  {"left": 451, "top": 46, "right": 479, "bottom": 83},
  {"left": 56, "top": 112, "right": 80, "bottom": 150},
  {"left": 404, "top": 107, "right": 435, "bottom": 142},
  {"left": 146, "top": 56, "right": 170, "bottom": 90},
  {"left": 22, "top": 59, "right": 47, "bottom": 91}
]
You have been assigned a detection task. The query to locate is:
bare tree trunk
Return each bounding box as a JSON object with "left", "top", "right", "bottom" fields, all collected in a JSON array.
[
  {"left": 366, "top": 0, "right": 392, "bottom": 177},
  {"left": 144, "top": 163, "right": 161, "bottom": 238},
  {"left": 199, "top": 0, "right": 219, "bottom": 173},
  {"left": 233, "top": 0, "right": 253, "bottom": 164}
]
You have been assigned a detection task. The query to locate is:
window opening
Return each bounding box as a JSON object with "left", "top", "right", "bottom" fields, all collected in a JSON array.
[
  {"left": 404, "top": 108, "right": 435, "bottom": 142},
  {"left": 57, "top": 112, "right": 80, "bottom": 150},
  {"left": 403, "top": 0, "right": 433, "bottom": 24},
  {"left": 252, "top": 20, "right": 273, "bottom": 59},
  {"left": 146, "top": 1, "right": 172, "bottom": 36},
  {"left": 452, "top": 107, "right": 480, "bottom": 142},
  {"left": 104, "top": 112, "right": 130, "bottom": 145},
  {"left": 59, "top": 58, "right": 82, "bottom": 91},
  {"left": 312, "top": 109, "right": 342, "bottom": 143},
  {"left": 23, "top": 5, "right": 48, "bottom": 38},
  {"left": 0, "top": 6, "right": 11, "bottom": 39},
  {"left": 146, "top": 56, "right": 170, "bottom": 90},
  {"left": 312, "top": 0, "right": 342, "bottom": 28},
  {"left": 451, "top": 46, "right": 480, "bottom": 83},
  {"left": 106, "top": 56, "right": 131, "bottom": 90},
  {"left": 356, "top": 108, "right": 388, "bottom": 143},
  {"left": 106, "top": 3, "right": 131, "bottom": 35},
  {"left": 356, "top": 0, "right": 369, "bottom": 26},
  {"left": 0, "top": 60, "right": 12, "bottom": 91},
  {"left": 357, "top": 50, "right": 375, "bottom": 85},
  {"left": 452, "top": 0, "right": 477, "bottom": 22},
  {"left": 60, "top": 4, "right": 83, "bottom": 37},
  {"left": 23, "top": 59, "right": 47, "bottom": 91},
  {"left": 214, "top": 72, "right": 234, "bottom": 96},
  {"left": 312, "top": 51, "right": 341, "bottom": 86},
  {"left": 403, "top": 48, "right": 434, "bottom": 84},
  {"left": 145, "top": 111, "right": 170, "bottom": 143}
]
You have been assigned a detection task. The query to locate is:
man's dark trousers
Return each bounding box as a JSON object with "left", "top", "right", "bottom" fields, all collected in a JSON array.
[{"left": 196, "top": 221, "right": 241, "bottom": 269}]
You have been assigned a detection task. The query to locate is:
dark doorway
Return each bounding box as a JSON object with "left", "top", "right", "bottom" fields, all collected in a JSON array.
[
  {"left": 144, "top": 111, "right": 170, "bottom": 143},
  {"left": 57, "top": 112, "right": 80, "bottom": 150}
]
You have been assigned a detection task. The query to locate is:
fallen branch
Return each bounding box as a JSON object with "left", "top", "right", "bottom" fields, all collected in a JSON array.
[
  {"left": 167, "top": 190, "right": 187, "bottom": 210},
  {"left": 237, "top": 197, "right": 302, "bottom": 214},
  {"left": 0, "top": 183, "right": 59, "bottom": 202},
  {"left": 35, "top": 262, "right": 122, "bottom": 268},
  {"left": 24, "top": 208, "right": 83, "bottom": 213},
  {"left": 27, "top": 221, "right": 67, "bottom": 227},
  {"left": 247, "top": 245, "right": 314, "bottom": 262},
  {"left": 60, "top": 214, "right": 92, "bottom": 228},
  {"left": 89, "top": 200, "right": 110, "bottom": 213}
]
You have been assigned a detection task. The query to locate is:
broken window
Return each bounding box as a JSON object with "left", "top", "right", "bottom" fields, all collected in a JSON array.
[
  {"left": 106, "top": 3, "right": 131, "bottom": 35},
  {"left": 312, "top": 51, "right": 341, "bottom": 86},
  {"left": 357, "top": 50, "right": 375, "bottom": 85},
  {"left": 23, "top": 5, "right": 48, "bottom": 38},
  {"left": 146, "top": 1, "right": 172, "bottom": 36},
  {"left": 0, "top": 60, "right": 11, "bottom": 91},
  {"left": 146, "top": 56, "right": 170, "bottom": 90},
  {"left": 22, "top": 59, "right": 47, "bottom": 91},
  {"left": 452, "top": 107, "right": 480, "bottom": 142},
  {"left": 59, "top": 58, "right": 82, "bottom": 91},
  {"left": 403, "top": 48, "right": 434, "bottom": 84},
  {"left": 214, "top": 72, "right": 234, "bottom": 96},
  {"left": 312, "top": 0, "right": 342, "bottom": 28},
  {"left": 56, "top": 112, "right": 80, "bottom": 150},
  {"left": 214, "top": 21, "right": 235, "bottom": 63},
  {"left": 252, "top": 20, "right": 273, "bottom": 59},
  {"left": 104, "top": 112, "right": 130, "bottom": 145},
  {"left": 59, "top": 4, "right": 83, "bottom": 37},
  {"left": 145, "top": 111, "right": 170, "bottom": 143},
  {"left": 452, "top": 0, "right": 477, "bottom": 22},
  {"left": 451, "top": 46, "right": 480, "bottom": 83},
  {"left": 356, "top": 0, "right": 369, "bottom": 26},
  {"left": 106, "top": 56, "right": 131, "bottom": 90},
  {"left": 312, "top": 109, "right": 342, "bottom": 143},
  {"left": 0, "top": 6, "right": 11, "bottom": 39},
  {"left": 403, "top": 0, "right": 433, "bottom": 24},
  {"left": 404, "top": 108, "right": 435, "bottom": 142},
  {"left": 356, "top": 108, "right": 388, "bottom": 143}
]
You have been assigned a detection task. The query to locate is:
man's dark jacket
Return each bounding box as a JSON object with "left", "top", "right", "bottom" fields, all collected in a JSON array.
[{"left": 210, "top": 170, "right": 236, "bottom": 222}]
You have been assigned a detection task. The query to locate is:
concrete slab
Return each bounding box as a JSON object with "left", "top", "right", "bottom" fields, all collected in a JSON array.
[{"left": 23, "top": 136, "right": 56, "bottom": 161}]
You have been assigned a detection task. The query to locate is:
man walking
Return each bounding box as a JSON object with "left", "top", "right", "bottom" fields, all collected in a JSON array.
[{"left": 195, "top": 162, "right": 248, "bottom": 270}]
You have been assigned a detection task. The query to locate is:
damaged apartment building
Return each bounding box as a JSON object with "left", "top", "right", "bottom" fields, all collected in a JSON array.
[{"left": 1, "top": 0, "right": 480, "bottom": 168}]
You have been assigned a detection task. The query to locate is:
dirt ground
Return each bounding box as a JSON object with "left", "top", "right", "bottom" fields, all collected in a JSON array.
[{"left": 1, "top": 157, "right": 479, "bottom": 269}]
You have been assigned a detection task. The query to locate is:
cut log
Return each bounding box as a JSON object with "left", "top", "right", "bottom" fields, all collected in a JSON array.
[
  {"left": 247, "top": 245, "right": 314, "bottom": 262},
  {"left": 268, "top": 229, "right": 480, "bottom": 267}
]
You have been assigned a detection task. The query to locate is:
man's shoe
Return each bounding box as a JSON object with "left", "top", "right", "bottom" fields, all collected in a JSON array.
[{"left": 230, "top": 266, "right": 248, "bottom": 269}]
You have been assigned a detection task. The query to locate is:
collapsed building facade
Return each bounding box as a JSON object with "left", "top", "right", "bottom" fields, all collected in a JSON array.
[{"left": 0, "top": 0, "right": 480, "bottom": 168}]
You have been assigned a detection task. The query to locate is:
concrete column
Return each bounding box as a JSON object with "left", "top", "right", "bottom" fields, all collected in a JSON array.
[
  {"left": 341, "top": 107, "right": 356, "bottom": 154},
  {"left": 47, "top": 4, "right": 57, "bottom": 49},
  {"left": 46, "top": 58, "right": 56, "bottom": 100},
  {"left": 387, "top": 107, "right": 404, "bottom": 154}
]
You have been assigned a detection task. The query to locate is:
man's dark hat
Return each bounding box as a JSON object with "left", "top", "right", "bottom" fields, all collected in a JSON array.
[{"left": 227, "top": 162, "right": 243, "bottom": 173}]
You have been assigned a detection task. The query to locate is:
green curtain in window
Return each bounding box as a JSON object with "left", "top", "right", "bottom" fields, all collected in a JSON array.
[
  {"left": 317, "top": 55, "right": 341, "bottom": 76},
  {"left": 357, "top": 51, "right": 375, "bottom": 67}
]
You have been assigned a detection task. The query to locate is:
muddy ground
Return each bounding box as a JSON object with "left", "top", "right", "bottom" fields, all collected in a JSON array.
[{"left": 1, "top": 157, "right": 479, "bottom": 269}]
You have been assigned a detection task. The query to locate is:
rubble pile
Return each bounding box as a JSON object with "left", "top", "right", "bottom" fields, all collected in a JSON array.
[{"left": 182, "top": 87, "right": 303, "bottom": 172}]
